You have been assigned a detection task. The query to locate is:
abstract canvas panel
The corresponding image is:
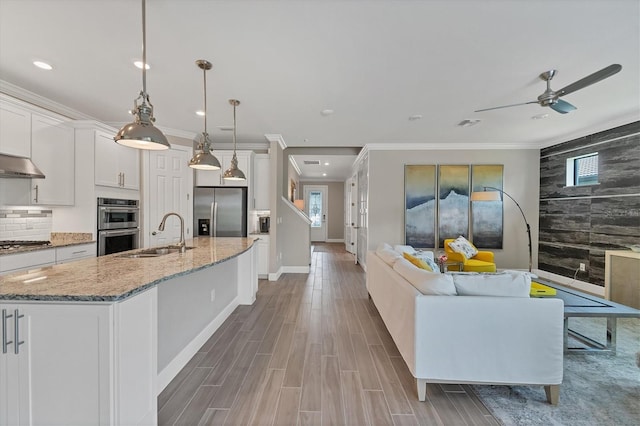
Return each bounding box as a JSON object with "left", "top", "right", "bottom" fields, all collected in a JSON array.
[
  {"left": 471, "top": 165, "right": 504, "bottom": 248},
  {"left": 438, "top": 165, "right": 470, "bottom": 247},
  {"left": 405, "top": 165, "right": 436, "bottom": 248}
]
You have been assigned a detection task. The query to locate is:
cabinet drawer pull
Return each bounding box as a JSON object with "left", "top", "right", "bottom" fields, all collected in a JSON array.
[
  {"left": 34, "top": 184, "right": 39, "bottom": 203},
  {"left": 14, "top": 309, "right": 24, "bottom": 355},
  {"left": 2, "top": 309, "right": 13, "bottom": 354},
  {"left": 72, "top": 250, "right": 86, "bottom": 255}
]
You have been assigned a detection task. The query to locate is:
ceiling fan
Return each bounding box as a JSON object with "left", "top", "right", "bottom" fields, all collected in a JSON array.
[{"left": 475, "top": 64, "right": 622, "bottom": 114}]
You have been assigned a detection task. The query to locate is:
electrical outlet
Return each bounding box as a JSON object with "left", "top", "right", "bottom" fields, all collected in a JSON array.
[
  {"left": 210, "top": 289, "right": 216, "bottom": 302},
  {"left": 579, "top": 263, "right": 586, "bottom": 272}
]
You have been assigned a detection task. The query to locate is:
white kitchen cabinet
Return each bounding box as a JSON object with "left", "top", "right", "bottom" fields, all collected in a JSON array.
[
  {"left": 251, "top": 234, "right": 269, "bottom": 278},
  {"left": 0, "top": 249, "right": 55, "bottom": 275},
  {"left": 0, "top": 99, "right": 31, "bottom": 158},
  {"left": 0, "top": 244, "right": 96, "bottom": 275},
  {"left": 0, "top": 302, "right": 111, "bottom": 426},
  {"left": 0, "top": 287, "right": 157, "bottom": 426},
  {"left": 30, "top": 114, "right": 75, "bottom": 206},
  {"left": 55, "top": 243, "right": 96, "bottom": 264},
  {"left": 195, "top": 150, "right": 252, "bottom": 187},
  {"left": 252, "top": 154, "right": 270, "bottom": 210},
  {"left": 94, "top": 130, "right": 140, "bottom": 190}
]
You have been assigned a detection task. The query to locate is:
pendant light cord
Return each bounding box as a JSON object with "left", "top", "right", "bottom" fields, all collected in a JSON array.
[
  {"left": 232, "top": 102, "right": 237, "bottom": 155},
  {"left": 203, "top": 66, "right": 208, "bottom": 135},
  {"left": 141, "top": 0, "right": 147, "bottom": 97}
]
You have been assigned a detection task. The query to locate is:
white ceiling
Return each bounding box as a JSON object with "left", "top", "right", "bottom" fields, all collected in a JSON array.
[
  {"left": 1, "top": 0, "right": 639, "bottom": 181},
  {"left": 290, "top": 154, "right": 357, "bottom": 181}
]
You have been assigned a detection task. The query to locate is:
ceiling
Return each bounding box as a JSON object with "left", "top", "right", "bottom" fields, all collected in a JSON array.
[{"left": 1, "top": 0, "right": 638, "bottom": 181}]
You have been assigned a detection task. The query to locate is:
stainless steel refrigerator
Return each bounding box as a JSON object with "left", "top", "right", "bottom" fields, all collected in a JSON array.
[{"left": 194, "top": 187, "right": 247, "bottom": 237}]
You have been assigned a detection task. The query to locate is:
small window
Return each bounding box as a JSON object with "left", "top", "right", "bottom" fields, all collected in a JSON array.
[{"left": 566, "top": 153, "right": 598, "bottom": 187}]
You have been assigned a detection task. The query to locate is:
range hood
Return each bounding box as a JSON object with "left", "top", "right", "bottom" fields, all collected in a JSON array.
[{"left": 0, "top": 154, "right": 45, "bottom": 178}]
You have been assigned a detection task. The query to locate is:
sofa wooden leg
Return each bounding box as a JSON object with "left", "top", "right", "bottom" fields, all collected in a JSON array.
[
  {"left": 544, "top": 385, "right": 559, "bottom": 405},
  {"left": 417, "top": 379, "right": 427, "bottom": 401}
]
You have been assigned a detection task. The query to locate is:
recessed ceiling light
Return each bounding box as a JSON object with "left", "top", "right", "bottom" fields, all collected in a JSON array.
[
  {"left": 324, "top": 162, "right": 329, "bottom": 166},
  {"left": 322, "top": 173, "right": 327, "bottom": 177},
  {"left": 134, "top": 61, "right": 150, "bottom": 70},
  {"left": 532, "top": 113, "right": 549, "bottom": 120},
  {"left": 321, "top": 109, "right": 334, "bottom": 116},
  {"left": 458, "top": 119, "right": 482, "bottom": 127},
  {"left": 33, "top": 61, "right": 52, "bottom": 70},
  {"left": 408, "top": 114, "right": 423, "bottom": 121},
  {"left": 196, "top": 110, "right": 205, "bottom": 116}
]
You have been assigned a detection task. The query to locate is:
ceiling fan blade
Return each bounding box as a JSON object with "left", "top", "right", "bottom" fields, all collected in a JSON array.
[
  {"left": 556, "top": 64, "right": 622, "bottom": 97},
  {"left": 549, "top": 99, "right": 577, "bottom": 114},
  {"left": 475, "top": 101, "right": 537, "bottom": 113}
]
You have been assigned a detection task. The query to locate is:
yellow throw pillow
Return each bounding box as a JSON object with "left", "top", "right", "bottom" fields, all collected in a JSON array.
[{"left": 403, "top": 252, "right": 433, "bottom": 272}]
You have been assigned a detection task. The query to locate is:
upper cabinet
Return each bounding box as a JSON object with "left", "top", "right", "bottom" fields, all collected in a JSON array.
[
  {"left": 194, "top": 150, "right": 253, "bottom": 187},
  {"left": 30, "top": 114, "right": 75, "bottom": 205},
  {"left": 252, "top": 154, "right": 270, "bottom": 210},
  {"left": 0, "top": 100, "right": 31, "bottom": 157},
  {"left": 94, "top": 130, "right": 140, "bottom": 190}
]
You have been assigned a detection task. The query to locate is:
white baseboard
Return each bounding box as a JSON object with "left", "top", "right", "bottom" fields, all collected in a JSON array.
[
  {"left": 283, "top": 265, "right": 310, "bottom": 274},
  {"left": 326, "top": 239, "right": 344, "bottom": 243},
  {"left": 534, "top": 269, "right": 605, "bottom": 297},
  {"left": 268, "top": 267, "right": 283, "bottom": 281},
  {"left": 157, "top": 297, "right": 239, "bottom": 394},
  {"left": 268, "top": 265, "right": 310, "bottom": 281}
]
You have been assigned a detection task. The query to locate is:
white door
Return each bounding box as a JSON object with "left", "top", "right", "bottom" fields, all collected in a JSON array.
[
  {"left": 349, "top": 174, "right": 358, "bottom": 261},
  {"left": 145, "top": 146, "right": 193, "bottom": 248},
  {"left": 305, "top": 185, "right": 328, "bottom": 242}
]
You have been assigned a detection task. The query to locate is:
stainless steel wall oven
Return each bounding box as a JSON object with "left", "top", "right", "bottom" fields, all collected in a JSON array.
[{"left": 97, "top": 198, "right": 140, "bottom": 256}]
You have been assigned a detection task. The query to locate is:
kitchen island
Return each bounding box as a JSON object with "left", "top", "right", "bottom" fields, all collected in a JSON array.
[{"left": 0, "top": 237, "right": 257, "bottom": 426}]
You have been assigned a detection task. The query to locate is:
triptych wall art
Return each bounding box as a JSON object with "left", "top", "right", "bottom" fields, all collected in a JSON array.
[{"left": 405, "top": 164, "right": 504, "bottom": 249}]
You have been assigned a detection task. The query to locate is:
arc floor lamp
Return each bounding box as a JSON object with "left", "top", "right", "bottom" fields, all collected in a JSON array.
[{"left": 471, "top": 186, "right": 532, "bottom": 272}]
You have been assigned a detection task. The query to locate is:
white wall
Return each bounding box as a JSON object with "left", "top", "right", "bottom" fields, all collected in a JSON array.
[{"left": 366, "top": 148, "right": 540, "bottom": 270}]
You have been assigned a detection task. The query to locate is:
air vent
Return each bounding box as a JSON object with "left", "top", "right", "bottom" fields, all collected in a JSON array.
[{"left": 303, "top": 160, "right": 321, "bottom": 165}]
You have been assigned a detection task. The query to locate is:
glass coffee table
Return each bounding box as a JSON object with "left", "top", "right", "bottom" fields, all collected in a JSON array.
[{"left": 534, "top": 281, "right": 640, "bottom": 354}]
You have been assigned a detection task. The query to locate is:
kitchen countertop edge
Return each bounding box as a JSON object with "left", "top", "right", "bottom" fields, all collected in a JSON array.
[{"left": 0, "top": 238, "right": 255, "bottom": 303}]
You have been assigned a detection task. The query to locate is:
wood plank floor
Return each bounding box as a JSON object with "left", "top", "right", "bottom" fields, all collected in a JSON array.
[{"left": 158, "top": 243, "right": 500, "bottom": 425}]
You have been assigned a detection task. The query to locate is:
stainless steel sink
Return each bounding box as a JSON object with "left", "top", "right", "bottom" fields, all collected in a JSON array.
[{"left": 117, "top": 246, "right": 194, "bottom": 258}]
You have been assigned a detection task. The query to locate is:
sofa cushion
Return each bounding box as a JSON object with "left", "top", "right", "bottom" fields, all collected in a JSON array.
[
  {"left": 448, "top": 236, "right": 478, "bottom": 259},
  {"left": 452, "top": 271, "right": 531, "bottom": 297},
  {"left": 403, "top": 252, "right": 434, "bottom": 272},
  {"left": 376, "top": 243, "right": 403, "bottom": 266},
  {"left": 393, "top": 258, "right": 457, "bottom": 295},
  {"left": 394, "top": 245, "right": 416, "bottom": 255}
]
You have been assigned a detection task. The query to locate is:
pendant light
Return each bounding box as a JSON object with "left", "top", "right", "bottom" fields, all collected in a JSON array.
[
  {"left": 114, "top": 0, "right": 170, "bottom": 150},
  {"left": 188, "top": 60, "right": 221, "bottom": 170},
  {"left": 223, "top": 99, "right": 246, "bottom": 181}
]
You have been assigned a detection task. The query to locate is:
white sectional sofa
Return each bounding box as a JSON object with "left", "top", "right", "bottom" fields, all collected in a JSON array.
[{"left": 366, "top": 246, "right": 564, "bottom": 404}]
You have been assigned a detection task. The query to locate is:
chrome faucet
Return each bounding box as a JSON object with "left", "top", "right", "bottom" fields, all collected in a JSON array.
[{"left": 158, "top": 212, "right": 186, "bottom": 253}]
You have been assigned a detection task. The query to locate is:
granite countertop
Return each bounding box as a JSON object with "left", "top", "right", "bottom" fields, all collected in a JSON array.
[
  {"left": 0, "top": 237, "right": 255, "bottom": 302},
  {"left": 0, "top": 232, "right": 95, "bottom": 256}
]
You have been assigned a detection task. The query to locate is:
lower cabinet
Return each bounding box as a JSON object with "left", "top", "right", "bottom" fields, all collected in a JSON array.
[
  {"left": 0, "top": 287, "right": 157, "bottom": 426},
  {"left": 251, "top": 235, "right": 270, "bottom": 278}
]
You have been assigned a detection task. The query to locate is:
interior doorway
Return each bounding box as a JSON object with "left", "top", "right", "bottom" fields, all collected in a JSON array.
[{"left": 304, "top": 185, "right": 328, "bottom": 242}]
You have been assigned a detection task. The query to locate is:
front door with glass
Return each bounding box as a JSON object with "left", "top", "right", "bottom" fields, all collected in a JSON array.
[{"left": 305, "top": 185, "right": 328, "bottom": 242}]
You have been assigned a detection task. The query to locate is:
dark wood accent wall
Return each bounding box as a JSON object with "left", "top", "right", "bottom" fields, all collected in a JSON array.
[{"left": 538, "top": 121, "right": 640, "bottom": 287}]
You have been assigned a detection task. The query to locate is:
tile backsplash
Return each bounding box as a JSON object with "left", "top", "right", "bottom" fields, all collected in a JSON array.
[{"left": 0, "top": 209, "right": 52, "bottom": 241}]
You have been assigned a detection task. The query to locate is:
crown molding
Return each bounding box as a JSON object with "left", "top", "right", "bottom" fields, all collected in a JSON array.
[
  {"left": 289, "top": 156, "right": 302, "bottom": 176},
  {"left": 71, "top": 120, "right": 117, "bottom": 133},
  {"left": 0, "top": 79, "right": 95, "bottom": 120},
  {"left": 536, "top": 113, "right": 640, "bottom": 149},
  {"left": 265, "top": 134, "right": 287, "bottom": 150}
]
